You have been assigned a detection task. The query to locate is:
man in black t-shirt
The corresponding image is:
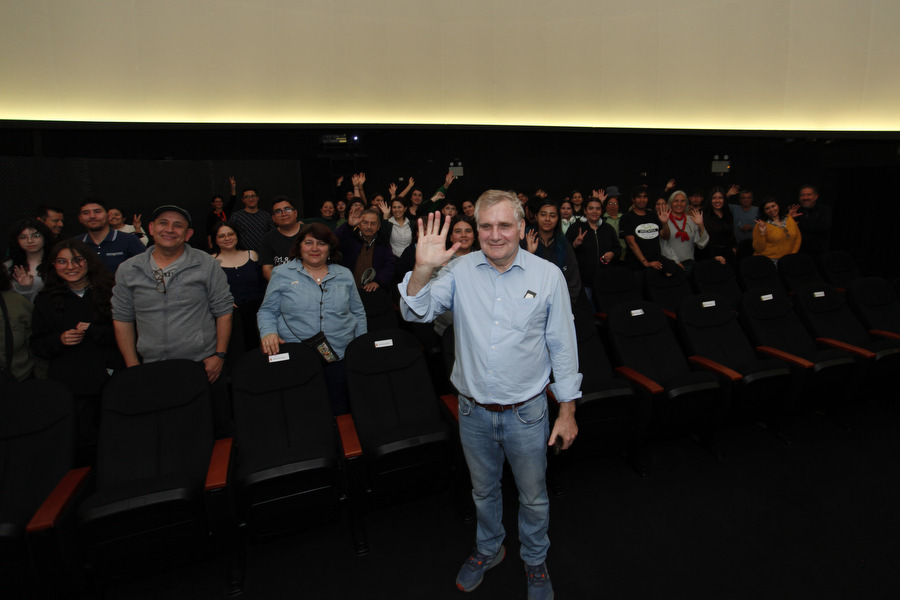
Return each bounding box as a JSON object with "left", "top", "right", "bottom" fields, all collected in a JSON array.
[
  {"left": 619, "top": 186, "right": 674, "bottom": 273},
  {"left": 258, "top": 196, "right": 303, "bottom": 280}
]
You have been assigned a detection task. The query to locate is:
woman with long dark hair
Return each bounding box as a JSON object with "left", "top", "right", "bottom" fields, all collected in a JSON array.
[
  {"left": 211, "top": 220, "right": 265, "bottom": 350},
  {"left": 31, "top": 239, "right": 122, "bottom": 465},
  {"left": 5, "top": 218, "right": 53, "bottom": 302}
]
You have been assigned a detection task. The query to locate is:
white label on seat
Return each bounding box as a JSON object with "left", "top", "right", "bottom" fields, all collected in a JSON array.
[
  {"left": 702, "top": 301, "right": 716, "bottom": 308},
  {"left": 268, "top": 352, "right": 290, "bottom": 363},
  {"left": 374, "top": 339, "right": 394, "bottom": 348},
  {"left": 814, "top": 291, "right": 825, "bottom": 297},
  {"left": 761, "top": 294, "right": 773, "bottom": 301},
  {"left": 630, "top": 309, "right": 644, "bottom": 316}
]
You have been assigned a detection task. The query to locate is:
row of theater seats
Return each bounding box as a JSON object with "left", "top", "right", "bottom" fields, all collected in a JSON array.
[
  {"left": 0, "top": 330, "right": 471, "bottom": 596},
  {"left": 567, "top": 274, "right": 900, "bottom": 476},
  {"left": 592, "top": 251, "right": 873, "bottom": 318}
]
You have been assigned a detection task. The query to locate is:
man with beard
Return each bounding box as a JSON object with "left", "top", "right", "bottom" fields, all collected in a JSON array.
[{"left": 75, "top": 199, "right": 146, "bottom": 274}]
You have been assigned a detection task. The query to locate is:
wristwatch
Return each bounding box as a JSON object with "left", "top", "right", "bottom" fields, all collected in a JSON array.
[{"left": 214, "top": 352, "right": 227, "bottom": 360}]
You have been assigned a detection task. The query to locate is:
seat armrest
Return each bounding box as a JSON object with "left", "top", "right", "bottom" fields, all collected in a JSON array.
[
  {"left": 440, "top": 394, "right": 460, "bottom": 424},
  {"left": 594, "top": 312, "right": 607, "bottom": 321},
  {"left": 689, "top": 356, "right": 742, "bottom": 382},
  {"left": 336, "top": 414, "right": 363, "bottom": 458},
  {"left": 205, "top": 437, "right": 233, "bottom": 491},
  {"left": 614, "top": 366, "right": 664, "bottom": 394},
  {"left": 815, "top": 337, "right": 876, "bottom": 359},
  {"left": 26, "top": 467, "right": 92, "bottom": 534},
  {"left": 756, "top": 346, "right": 815, "bottom": 369},
  {"left": 662, "top": 309, "right": 676, "bottom": 321},
  {"left": 870, "top": 329, "right": 900, "bottom": 340}
]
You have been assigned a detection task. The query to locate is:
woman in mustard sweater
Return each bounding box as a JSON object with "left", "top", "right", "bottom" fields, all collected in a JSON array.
[{"left": 752, "top": 198, "right": 801, "bottom": 263}]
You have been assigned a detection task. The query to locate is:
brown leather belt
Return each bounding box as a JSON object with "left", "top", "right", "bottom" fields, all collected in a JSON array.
[{"left": 464, "top": 393, "right": 539, "bottom": 412}]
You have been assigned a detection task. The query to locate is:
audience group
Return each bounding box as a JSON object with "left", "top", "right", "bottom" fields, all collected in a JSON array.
[{"left": 1, "top": 172, "right": 833, "bottom": 466}]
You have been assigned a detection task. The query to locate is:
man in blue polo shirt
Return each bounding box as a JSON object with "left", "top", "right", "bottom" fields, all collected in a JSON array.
[{"left": 76, "top": 199, "right": 147, "bottom": 274}]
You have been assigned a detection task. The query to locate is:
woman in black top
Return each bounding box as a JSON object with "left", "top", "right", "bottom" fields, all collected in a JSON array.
[{"left": 31, "top": 239, "right": 121, "bottom": 465}]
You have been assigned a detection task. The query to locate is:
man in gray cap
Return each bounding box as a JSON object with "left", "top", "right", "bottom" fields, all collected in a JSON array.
[{"left": 112, "top": 205, "right": 234, "bottom": 434}]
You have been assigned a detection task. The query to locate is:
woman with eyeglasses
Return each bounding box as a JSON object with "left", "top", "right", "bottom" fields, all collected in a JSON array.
[
  {"left": 31, "top": 239, "right": 121, "bottom": 465},
  {"left": 211, "top": 220, "right": 265, "bottom": 350},
  {"left": 5, "top": 218, "right": 53, "bottom": 303}
]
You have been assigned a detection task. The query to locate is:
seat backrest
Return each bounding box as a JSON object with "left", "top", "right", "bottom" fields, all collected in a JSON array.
[
  {"left": 692, "top": 259, "right": 742, "bottom": 310},
  {"left": 643, "top": 267, "right": 692, "bottom": 313},
  {"left": 778, "top": 253, "right": 825, "bottom": 292},
  {"left": 739, "top": 288, "right": 819, "bottom": 359},
  {"left": 96, "top": 360, "right": 213, "bottom": 491},
  {"left": 821, "top": 250, "right": 862, "bottom": 288},
  {"left": 607, "top": 301, "right": 688, "bottom": 383},
  {"left": 231, "top": 344, "right": 336, "bottom": 476},
  {"left": 792, "top": 283, "right": 871, "bottom": 347},
  {"left": 571, "top": 289, "right": 614, "bottom": 388},
  {"left": 592, "top": 266, "right": 643, "bottom": 313},
  {"left": 846, "top": 277, "right": 900, "bottom": 334},
  {"left": 0, "top": 380, "right": 75, "bottom": 531},
  {"left": 677, "top": 294, "right": 757, "bottom": 369},
  {"left": 345, "top": 329, "right": 441, "bottom": 450},
  {"left": 360, "top": 287, "right": 399, "bottom": 333},
  {"left": 739, "top": 255, "right": 786, "bottom": 294}
]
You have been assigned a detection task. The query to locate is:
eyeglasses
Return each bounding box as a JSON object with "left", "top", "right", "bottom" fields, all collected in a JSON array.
[
  {"left": 54, "top": 256, "right": 87, "bottom": 267},
  {"left": 153, "top": 269, "right": 167, "bottom": 294},
  {"left": 18, "top": 232, "right": 43, "bottom": 241},
  {"left": 273, "top": 207, "right": 295, "bottom": 216},
  {"left": 216, "top": 232, "right": 236, "bottom": 239}
]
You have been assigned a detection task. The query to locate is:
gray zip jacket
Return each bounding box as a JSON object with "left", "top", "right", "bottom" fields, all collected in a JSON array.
[{"left": 112, "top": 245, "right": 233, "bottom": 362}]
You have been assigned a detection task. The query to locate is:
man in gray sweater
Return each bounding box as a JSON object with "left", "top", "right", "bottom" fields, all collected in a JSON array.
[{"left": 112, "top": 205, "right": 234, "bottom": 433}]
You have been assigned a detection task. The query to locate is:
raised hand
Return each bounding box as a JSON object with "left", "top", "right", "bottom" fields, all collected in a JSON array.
[
  {"left": 592, "top": 188, "right": 608, "bottom": 203},
  {"left": 665, "top": 178, "right": 676, "bottom": 192},
  {"left": 444, "top": 171, "right": 455, "bottom": 187},
  {"left": 351, "top": 173, "right": 360, "bottom": 187},
  {"left": 756, "top": 218, "right": 767, "bottom": 235},
  {"left": 415, "top": 212, "right": 460, "bottom": 269},
  {"left": 347, "top": 204, "right": 364, "bottom": 227},
  {"left": 525, "top": 229, "right": 539, "bottom": 253},
  {"left": 657, "top": 203, "right": 671, "bottom": 224},
  {"left": 133, "top": 213, "right": 142, "bottom": 230},
  {"left": 689, "top": 207, "right": 703, "bottom": 225},
  {"left": 788, "top": 203, "right": 803, "bottom": 218},
  {"left": 336, "top": 176, "right": 344, "bottom": 187},
  {"left": 388, "top": 182, "right": 398, "bottom": 198},
  {"left": 357, "top": 172, "right": 366, "bottom": 185},
  {"left": 11, "top": 265, "right": 33, "bottom": 287},
  {"left": 431, "top": 191, "right": 445, "bottom": 203},
  {"left": 727, "top": 184, "right": 740, "bottom": 196},
  {"left": 373, "top": 197, "right": 390, "bottom": 218},
  {"left": 572, "top": 227, "right": 587, "bottom": 248}
]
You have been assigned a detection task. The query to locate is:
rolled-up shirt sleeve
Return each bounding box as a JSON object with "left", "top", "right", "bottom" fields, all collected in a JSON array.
[
  {"left": 398, "top": 267, "right": 455, "bottom": 322},
  {"left": 544, "top": 268, "right": 583, "bottom": 403}
]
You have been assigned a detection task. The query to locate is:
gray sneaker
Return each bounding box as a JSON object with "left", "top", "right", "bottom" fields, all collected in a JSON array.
[
  {"left": 456, "top": 545, "right": 506, "bottom": 592},
  {"left": 525, "top": 562, "right": 554, "bottom": 600}
]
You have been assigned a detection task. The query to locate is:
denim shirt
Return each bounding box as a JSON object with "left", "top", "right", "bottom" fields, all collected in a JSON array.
[
  {"left": 257, "top": 260, "right": 366, "bottom": 360},
  {"left": 399, "top": 249, "right": 582, "bottom": 404}
]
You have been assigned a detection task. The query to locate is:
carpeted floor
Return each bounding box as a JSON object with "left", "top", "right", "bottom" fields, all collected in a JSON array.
[{"left": 99, "top": 398, "right": 900, "bottom": 600}]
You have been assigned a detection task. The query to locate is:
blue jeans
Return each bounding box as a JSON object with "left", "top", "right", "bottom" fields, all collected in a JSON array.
[{"left": 458, "top": 393, "right": 551, "bottom": 565}]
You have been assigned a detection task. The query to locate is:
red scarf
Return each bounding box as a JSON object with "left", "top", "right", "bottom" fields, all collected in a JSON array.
[{"left": 671, "top": 213, "right": 690, "bottom": 242}]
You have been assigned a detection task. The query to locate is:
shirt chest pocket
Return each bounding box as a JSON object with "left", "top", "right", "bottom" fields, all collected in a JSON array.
[{"left": 508, "top": 297, "right": 545, "bottom": 333}]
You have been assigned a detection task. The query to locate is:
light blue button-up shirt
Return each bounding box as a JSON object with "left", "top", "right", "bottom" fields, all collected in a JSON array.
[
  {"left": 258, "top": 261, "right": 366, "bottom": 360},
  {"left": 399, "top": 249, "right": 582, "bottom": 404}
]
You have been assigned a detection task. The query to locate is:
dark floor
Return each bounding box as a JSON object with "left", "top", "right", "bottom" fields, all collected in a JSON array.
[{"left": 96, "top": 398, "right": 900, "bottom": 600}]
